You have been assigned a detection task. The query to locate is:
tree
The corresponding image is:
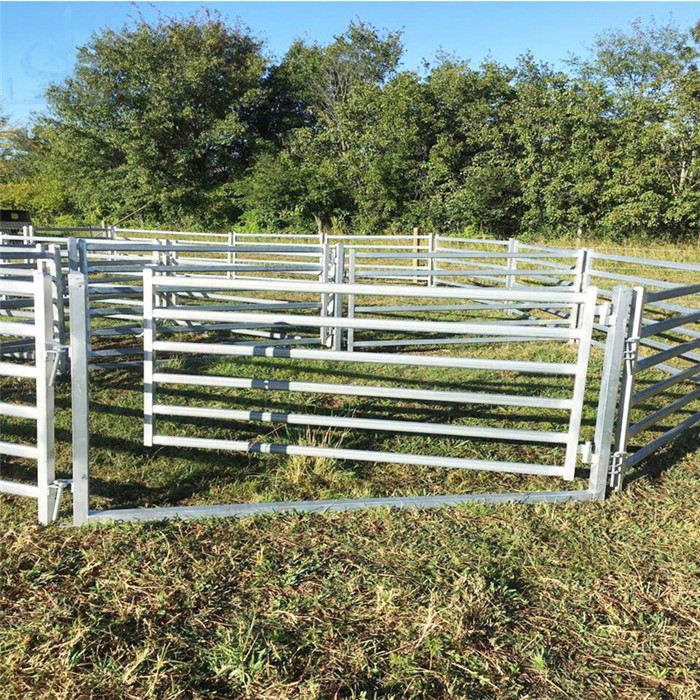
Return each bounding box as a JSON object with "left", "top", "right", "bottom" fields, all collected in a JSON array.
[
  {"left": 572, "top": 19, "right": 700, "bottom": 239},
  {"left": 242, "top": 21, "right": 405, "bottom": 232},
  {"left": 508, "top": 54, "right": 612, "bottom": 237},
  {"left": 32, "top": 11, "right": 269, "bottom": 227}
]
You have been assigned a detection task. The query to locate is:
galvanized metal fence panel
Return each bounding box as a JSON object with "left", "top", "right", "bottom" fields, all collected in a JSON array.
[
  {"left": 67, "top": 237, "right": 330, "bottom": 371},
  {"left": 0, "top": 226, "right": 694, "bottom": 523},
  {"left": 610, "top": 282, "right": 700, "bottom": 489},
  {"left": 0, "top": 269, "right": 62, "bottom": 524},
  {"left": 75, "top": 273, "right": 604, "bottom": 525}
]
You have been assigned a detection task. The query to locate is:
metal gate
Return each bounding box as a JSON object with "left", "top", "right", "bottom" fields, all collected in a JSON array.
[
  {"left": 611, "top": 282, "right": 700, "bottom": 488},
  {"left": 73, "top": 270, "right": 625, "bottom": 524},
  {"left": 0, "top": 269, "right": 63, "bottom": 524}
]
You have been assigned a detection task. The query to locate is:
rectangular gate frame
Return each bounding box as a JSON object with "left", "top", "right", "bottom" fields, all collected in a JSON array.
[
  {"left": 610, "top": 282, "right": 700, "bottom": 490},
  {"left": 70, "top": 268, "right": 633, "bottom": 525},
  {"left": 0, "top": 268, "right": 62, "bottom": 524}
]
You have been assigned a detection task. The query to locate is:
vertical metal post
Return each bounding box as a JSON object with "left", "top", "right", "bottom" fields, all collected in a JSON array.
[
  {"left": 412, "top": 226, "right": 419, "bottom": 284},
  {"left": 610, "top": 286, "right": 646, "bottom": 491},
  {"left": 580, "top": 248, "right": 593, "bottom": 292},
  {"left": 506, "top": 238, "right": 518, "bottom": 314},
  {"left": 48, "top": 244, "right": 68, "bottom": 374},
  {"left": 588, "top": 285, "right": 633, "bottom": 500},
  {"left": 22, "top": 225, "right": 30, "bottom": 266},
  {"left": 143, "top": 268, "right": 155, "bottom": 447},
  {"left": 166, "top": 239, "right": 177, "bottom": 306},
  {"left": 152, "top": 240, "right": 164, "bottom": 308},
  {"left": 0, "top": 231, "right": 4, "bottom": 306},
  {"left": 320, "top": 241, "right": 330, "bottom": 347},
  {"left": 506, "top": 238, "right": 517, "bottom": 290},
  {"left": 34, "top": 269, "right": 57, "bottom": 524},
  {"left": 228, "top": 231, "right": 236, "bottom": 279},
  {"left": 333, "top": 244, "right": 344, "bottom": 351},
  {"left": 68, "top": 249, "right": 91, "bottom": 526},
  {"left": 347, "top": 249, "right": 356, "bottom": 352},
  {"left": 433, "top": 235, "right": 440, "bottom": 287},
  {"left": 569, "top": 248, "right": 587, "bottom": 334},
  {"left": 563, "top": 285, "right": 598, "bottom": 480},
  {"left": 427, "top": 232, "right": 435, "bottom": 287}
]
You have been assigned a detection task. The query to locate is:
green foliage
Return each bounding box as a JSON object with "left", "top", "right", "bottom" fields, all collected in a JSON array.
[
  {"left": 3, "top": 14, "right": 700, "bottom": 241},
  {"left": 10, "top": 10, "right": 269, "bottom": 227}
]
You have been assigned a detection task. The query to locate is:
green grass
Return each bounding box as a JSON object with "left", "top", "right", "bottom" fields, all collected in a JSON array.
[{"left": 0, "top": 239, "right": 698, "bottom": 698}]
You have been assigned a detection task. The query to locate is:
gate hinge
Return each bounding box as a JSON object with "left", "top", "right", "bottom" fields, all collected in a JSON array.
[
  {"left": 623, "top": 337, "right": 640, "bottom": 362},
  {"left": 46, "top": 343, "right": 70, "bottom": 386},
  {"left": 608, "top": 452, "right": 627, "bottom": 490}
]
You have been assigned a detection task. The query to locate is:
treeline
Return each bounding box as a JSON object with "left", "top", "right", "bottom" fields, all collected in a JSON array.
[{"left": 1, "top": 13, "right": 699, "bottom": 240}]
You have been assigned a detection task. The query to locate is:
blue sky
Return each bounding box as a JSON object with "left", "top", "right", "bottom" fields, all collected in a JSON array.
[{"left": 1, "top": 1, "right": 699, "bottom": 125}]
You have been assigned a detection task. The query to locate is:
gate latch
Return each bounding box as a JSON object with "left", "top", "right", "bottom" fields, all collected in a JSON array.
[
  {"left": 49, "top": 479, "right": 73, "bottom": 522},
  {"left": 46, "top": 343, "right": 70, "bottom": 386},
  {"left": 578, "top": 441, "right": 594, "bottom": 464},
  {"left": 597, "top": 302, "right": 615, "bottom": 327},
  {"left": 623, "top": 337, "right": 640, "bottom": 363}
]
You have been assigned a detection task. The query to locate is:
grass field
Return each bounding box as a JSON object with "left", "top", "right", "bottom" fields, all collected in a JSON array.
[{"left": 0, "top": 239, "right": 698, "bottom": 699}]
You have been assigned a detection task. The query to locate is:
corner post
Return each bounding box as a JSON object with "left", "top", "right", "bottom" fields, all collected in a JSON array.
[
  {"left": 588, "top": 285, "right": 633, "bottom": 500},
  {"left": 610, "top": 285, "right": 646, "bottom": 491},
  {"left": 34, "top": 270, "right": 57, "bottom": 524},
  {"left": 68, "top": 238, "right": 91, "bottom": 525}
]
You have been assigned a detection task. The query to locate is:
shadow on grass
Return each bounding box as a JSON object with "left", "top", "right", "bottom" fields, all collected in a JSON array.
[{"left": 622, "top": 427, "right": 700, "bottom": 489}]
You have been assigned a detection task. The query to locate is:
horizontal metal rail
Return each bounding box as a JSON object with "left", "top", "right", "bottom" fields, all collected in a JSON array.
[
  {"left": 152, "top": 372, "right": 574, "bottom": 409},
  {"left": 624, "top": 411, "right": 700, "bottom": 470},
  {"left": 85, "top": 489, "right": 592, "bottom": 523},
  {"left": 627, "top": 386, "right": 700, "bottom": 438},
  {"left": 647, "top": 283, "right": 700, "bottom": 303},
  {"left": 0, "top": 401, "right": 38, "bottom": 419},
  {"left": 152, "top": 307, "right": 580, "bottom": 339},
  {"left": 150, "top": 275, "right": 588, "bottom": 302},
  {"left": 154, "top": 403, "right": 569, "bottom": 443},
  {"left": 636, "top": 337, "right": 700, "bottom": 371},
  {"left": 153, "top": 340, "right": 579, "bottom": 374},
  {"left": 632, "top": 364, "right": 700, "bottom": 406},
  {"left": 590, "top": 251, "right": 700, "bottom": 273},
  {"left": 151, "top": 434, "right": 566, "bottom": 477},
  {"left": 358, "top": 268, "right": 577, "bottom": 279},
  {"left": 0, "top": 479, "right": 39, "bottom": 499},
  {"left": 0, "top": 321, "right": 37, "bottom": 337},
  {"left": 639, "top": 310, "right": 700, "bottom": 339}
]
